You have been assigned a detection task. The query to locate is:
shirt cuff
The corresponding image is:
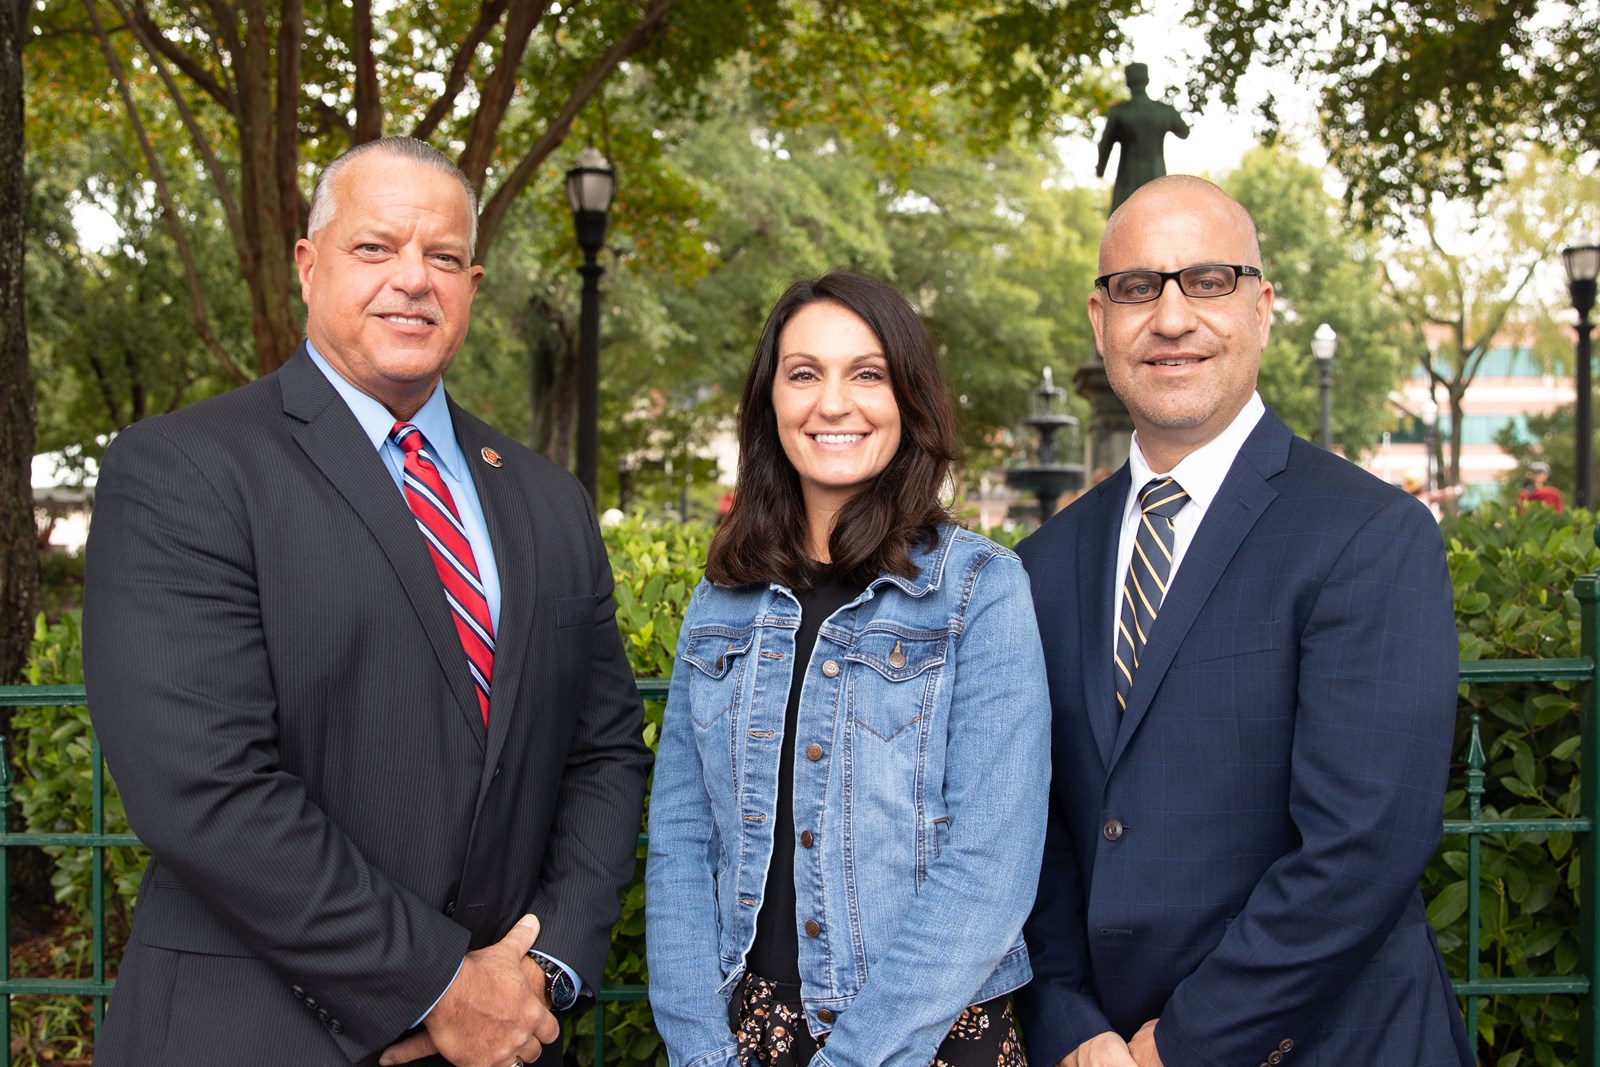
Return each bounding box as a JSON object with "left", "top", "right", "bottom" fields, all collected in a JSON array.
[{"left": 413, "top": 958, "right": 464, "bottom": 1028}]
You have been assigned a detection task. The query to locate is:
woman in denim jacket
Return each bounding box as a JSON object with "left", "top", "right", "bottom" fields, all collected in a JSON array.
[{"left": 646, "top": 271, "right": 1051, "bottom": 1067}]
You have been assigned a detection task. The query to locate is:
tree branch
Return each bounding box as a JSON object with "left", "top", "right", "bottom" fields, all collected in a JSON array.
[
  {"left": 456, "top": 0, "right": 547, "bottom": 190},
  {"left": 275, "top": 0, "right": 305, "bottom": 238},
  {"left": 476, "top": 0, "right": 681, "bottom": 257},
  {"left": 85, "top": 0, "right": 252, "bottom": 387},
  {"left": 125, "top": 0, "right": 237, "bottom": 115},
  {"left": 410, "top": 0, "right": 511, "bottom": 143},
  {"left": 351, "top": 0, "right": 381, "bottom": 141},
  {"left": 103, "top": 0, "right": 243, "bottom": 240}
]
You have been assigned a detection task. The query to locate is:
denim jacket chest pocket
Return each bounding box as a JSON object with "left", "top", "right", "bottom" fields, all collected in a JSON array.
[
  {"left": 844, "top": 626, "right": 950, "bottom": 740},
  {"left": 680, "top": 624, "right": 755, "bottom": 729}
]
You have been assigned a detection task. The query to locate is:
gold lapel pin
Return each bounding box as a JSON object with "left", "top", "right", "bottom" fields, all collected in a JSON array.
[{"left": 481, "top": 446, "right": 503, "bottom": 468}]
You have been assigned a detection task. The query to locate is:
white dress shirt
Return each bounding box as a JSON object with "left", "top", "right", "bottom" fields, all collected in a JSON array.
[{"left": 1110, "top": 392, "right": 1266, "bottom": 642}]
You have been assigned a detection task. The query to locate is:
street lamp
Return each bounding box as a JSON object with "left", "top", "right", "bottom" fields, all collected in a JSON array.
[
  {"left": 1562, "top": 233, "right": 1599, "bottom": 509},
  {"left": 1420, "top": 397, "right": 1439, "bottom": 493},
  {"left": 1311, "top": 323, "right": 1337, "bottom": 451},
  {"left": 566, "top": 145, "right": 616, "bottom": 501}
]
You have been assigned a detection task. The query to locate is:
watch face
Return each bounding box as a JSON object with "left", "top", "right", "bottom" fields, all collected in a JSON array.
[{"left": 536, "top": 956, "right": 578, "bottom": 1010}]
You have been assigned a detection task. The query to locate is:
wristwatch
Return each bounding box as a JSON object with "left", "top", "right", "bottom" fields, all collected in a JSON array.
[{"left": 528, "top": 951, "right": 579, "bottom": 1012}]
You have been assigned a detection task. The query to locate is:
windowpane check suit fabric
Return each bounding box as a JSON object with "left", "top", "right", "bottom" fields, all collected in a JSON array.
[
  {"left": 1013, "top": 409, "right": 1472, "bottom": 1067},
  {"left": 1114, "top": 477, "right": 1187, "bottom": 713},
  {"left": 392, "top": 421, "right": 495, "bottom": 725}
]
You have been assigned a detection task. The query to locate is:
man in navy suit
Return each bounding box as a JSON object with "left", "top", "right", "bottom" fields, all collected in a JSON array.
[{"left": 1013, "top": 176, "right": 1472, "bottom": 1067}]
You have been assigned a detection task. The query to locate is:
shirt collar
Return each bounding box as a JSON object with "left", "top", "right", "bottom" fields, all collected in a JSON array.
[
  {"left": 1125, "top": 391, "right": 1266, "bottom": 520},
  {"left": 304, "top": 340, "right": 462, "bottom": 480}
]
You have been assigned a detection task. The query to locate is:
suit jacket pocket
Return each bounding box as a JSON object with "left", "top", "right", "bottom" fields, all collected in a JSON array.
[
  {"left": 555, "top": 593, "right": 594, "bottom": 628},
  {"left": 137, "top": 880, "right": 256, "bottom": 958},
  {"left": 1168, "top": 620, "right": 1280, "bottom": 668}
]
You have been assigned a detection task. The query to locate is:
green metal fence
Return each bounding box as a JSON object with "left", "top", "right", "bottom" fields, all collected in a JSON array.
[{"left": 3, "top": 604, "right": 1600, "bottom": 1065}]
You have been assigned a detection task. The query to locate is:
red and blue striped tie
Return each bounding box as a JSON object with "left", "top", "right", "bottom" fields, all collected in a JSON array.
[{"left": 390, "top": 422, "right": 494, "bottom": 725}]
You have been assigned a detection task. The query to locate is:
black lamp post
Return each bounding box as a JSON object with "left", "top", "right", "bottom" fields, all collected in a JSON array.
[
  {"left": 1311, "top": 322, "right": 1336, "bottom": 452},
  {"left": 1562, "top": 234, "right": 1599, "bottom": 510},
  {"left": 566, "top": 145, "right": 616, "bottom": 500}
]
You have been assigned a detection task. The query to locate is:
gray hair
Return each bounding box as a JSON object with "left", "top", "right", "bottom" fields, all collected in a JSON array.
[{"left": 305, "top": 137, "right": 480, "bottom": 259}]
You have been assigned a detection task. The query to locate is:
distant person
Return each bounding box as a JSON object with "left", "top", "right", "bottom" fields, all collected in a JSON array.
[
  {"left": 1015, "top": 176, "right": 1470, "bottom": 1066},
  {"left": 1096, "top": 63, "right": 1190, "bottom": 213},
  {"left": 1519, "top": 460, "right": 1565, "bottom": 512},
  {"left": 84, "top": 136, "right": 651, "bottom": 1067},
  {"left": 647, "top": 271, "right": 1050, "bottom": 1067}
]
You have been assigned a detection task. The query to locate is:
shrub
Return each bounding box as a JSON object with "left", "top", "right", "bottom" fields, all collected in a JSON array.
[{"left": 1430, "top": 502, "right": 1600, "bottom": 1066}]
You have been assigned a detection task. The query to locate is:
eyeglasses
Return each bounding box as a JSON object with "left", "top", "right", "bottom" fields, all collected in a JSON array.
[{"left": 1094, "top": 263, "right": 1263, "bottom": 304}]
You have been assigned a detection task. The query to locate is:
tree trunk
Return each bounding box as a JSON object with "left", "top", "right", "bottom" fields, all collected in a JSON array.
[
  {"left": 0, "top": 0, "right": 37, "bottom": 685},
  {"left": 523, "top": 292, "right": 577, "bottom": 466}
]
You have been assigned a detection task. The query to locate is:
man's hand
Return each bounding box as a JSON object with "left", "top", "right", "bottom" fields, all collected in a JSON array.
[
  {"left": 379, "top": 914, "right": 560, "bottom": 1067},
  {"left": 1128, "top": 1019, "right": 1163, "bottom": 1067},
  {"left": 1056, "top": 1031, "right": 1139, "bottom": 1067}
]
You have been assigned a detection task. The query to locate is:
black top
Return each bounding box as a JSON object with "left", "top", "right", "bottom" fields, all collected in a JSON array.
[{"left": 747, "top": 568, "right": 862, "bottom": 984}]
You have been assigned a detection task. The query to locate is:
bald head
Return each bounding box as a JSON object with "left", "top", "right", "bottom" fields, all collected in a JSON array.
[{"left": 1099, "top": 175, "right": 1259, "bottom": 273}]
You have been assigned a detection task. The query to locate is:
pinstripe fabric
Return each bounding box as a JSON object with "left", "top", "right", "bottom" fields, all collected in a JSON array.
[
  {"left": 391, "top": 422, "right": 494, "bottom": 724},
  {"left": 83, "top": 350, "right": 652, "bottom": 1066},
  {"left": 1113, "top": 477, "right": 1187, "bottom": 714}
]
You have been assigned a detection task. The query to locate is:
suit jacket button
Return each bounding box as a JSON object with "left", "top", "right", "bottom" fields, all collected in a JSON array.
[
  {"left": 817, "top": 1008, "right": 835, "bottom": 1023},
  {"left": 330, "top": 1020, "right": 344, "bottom": 1034},
  {"left": 805, "top": 919, "right": 821, "bottom": 937},
  {"left": 317, "top": 1008, "right": 331, "bottom": 1022},
  {"left": 292, "top": 985, "right": 305, "bottom": 999},
  {"left": 1267, "top": 1054, "right": 1282, "bottom": 1065},
  {"left": 1279, "top": 1040, "right": 1294, "bottom": 1052},
  {"left": 303, "top": 997, "right": 317, "bottom": 1011},
  {"left": 806, "top": 743, "right": 824, "bottom": 761},
  {"left": 444, "top": 900, "right": 456, "bottom": 916},
  {"left": 1102, "top": 819, "right": 1124, "bottom": 841}
]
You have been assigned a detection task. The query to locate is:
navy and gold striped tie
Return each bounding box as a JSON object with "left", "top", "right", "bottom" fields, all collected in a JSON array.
[{"left": 1115, "top": 477, "right": 1189, "bottom": 713}]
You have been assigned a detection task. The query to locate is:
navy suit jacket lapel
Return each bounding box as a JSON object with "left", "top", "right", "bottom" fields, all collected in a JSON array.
[
  {"left": 1079, "top": 467, "right": 1129, "bottom": 770},
  {"left": 451, "top": 408, "right": 541, "bottom": 802},
  {"left": 279, "top": 348, "right": 487, "bottom": 749},
  {"left": 1108, "top": 410, "right": 1291, "bottom": 770}
]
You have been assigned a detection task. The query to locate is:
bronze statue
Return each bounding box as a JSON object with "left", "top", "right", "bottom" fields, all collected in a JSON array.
[{"left": 1096, "top": 63, "right": 1191, "bottom": 213}]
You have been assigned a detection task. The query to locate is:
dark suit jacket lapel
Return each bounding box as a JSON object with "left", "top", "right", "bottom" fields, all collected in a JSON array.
[
  {"left": 450, "top": 407, "right": 540, "bottom": 797},
  {"left": 279, "top": 349, "right": 487, "bottom": 748},
  {"left": 1080, "top": 468, "right": 1130, "bottom": 769},
  {"left": 1108, "top": 410, "right": 1291, "bottom": 769}
]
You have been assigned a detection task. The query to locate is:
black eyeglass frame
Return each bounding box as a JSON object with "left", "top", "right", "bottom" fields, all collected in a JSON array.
[{"left": 1094, "top": 263, "right": 1263, "bottom": 304}]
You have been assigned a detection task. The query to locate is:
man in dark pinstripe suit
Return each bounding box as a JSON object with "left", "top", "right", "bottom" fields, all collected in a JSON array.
[
  {"left": 83, "top": 138, "right": 650, "bottom": 1067},
  {"left": 1015, "top": 176, "right": 1472, "bottom": 1067}
]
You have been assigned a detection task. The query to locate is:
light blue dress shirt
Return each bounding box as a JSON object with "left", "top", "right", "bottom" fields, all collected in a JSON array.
[{"left": 304, "top": 345, "right": 580, "bottom": 1022}]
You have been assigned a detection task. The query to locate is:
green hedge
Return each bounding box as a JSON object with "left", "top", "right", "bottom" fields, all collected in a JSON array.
[{"left": 13, "top": 510, "right": 1600, "bottom": 1065}]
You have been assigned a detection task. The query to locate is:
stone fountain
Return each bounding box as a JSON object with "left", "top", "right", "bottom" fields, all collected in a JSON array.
[{"left": 1004, "top": 367, "right": 1085, "bottom": 523}]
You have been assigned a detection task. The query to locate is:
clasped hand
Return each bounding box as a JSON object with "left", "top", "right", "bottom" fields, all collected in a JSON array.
[
  {"left": 379, "top": 914, "right": 561, "bottom": 1067},
  {"left": 1059, "top": 1020, "right": 1162, "bottom": 1067}
]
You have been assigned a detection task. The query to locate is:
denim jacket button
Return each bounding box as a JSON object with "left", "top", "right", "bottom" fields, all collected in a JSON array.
[
  {"left": 800, "top": 830, "right": 815, "bottom": 848},
  {"left": 816, "top": 1008, "right": 836, "bottom": 1024},
  {"left": 822, "top": 659, "right": 840, "bottom": 678},
  {"left": 806, "top": 743, "right": 824, "bottom": 761},
  {"left": 805, "top": 919, "right": 821, "bottom": 937}
]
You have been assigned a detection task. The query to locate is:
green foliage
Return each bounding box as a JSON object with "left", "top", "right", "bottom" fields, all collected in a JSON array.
[
  {"left": 12, "top": 612, "right": 140, "bottom": 936},
  {"left": 25, "top": 510, "right": 1600, "bottom": 1064},
  {"left": 1431, "top": 503, "right": 1600, "bottom": 1065}
]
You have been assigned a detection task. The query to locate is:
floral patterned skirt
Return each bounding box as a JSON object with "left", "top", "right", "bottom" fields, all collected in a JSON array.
[{"left": 731, "top": 972, "right": 1027, "bottom": 1067}]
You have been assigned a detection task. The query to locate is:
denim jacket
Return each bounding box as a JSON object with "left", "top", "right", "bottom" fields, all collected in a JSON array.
[{"left": 646, "top": 525, "right": 1050, "bottom": 1067}]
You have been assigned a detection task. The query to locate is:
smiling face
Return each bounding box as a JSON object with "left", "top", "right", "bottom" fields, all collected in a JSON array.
[
  {"left": 295, "top": 153, "right": 484, "bottom": 419},
  {"left": 772, "top": 300, "right": 903, "bottom": 534},
  {"left": 1089, "top": 178, "right": 1273, "bottom": 472}
]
